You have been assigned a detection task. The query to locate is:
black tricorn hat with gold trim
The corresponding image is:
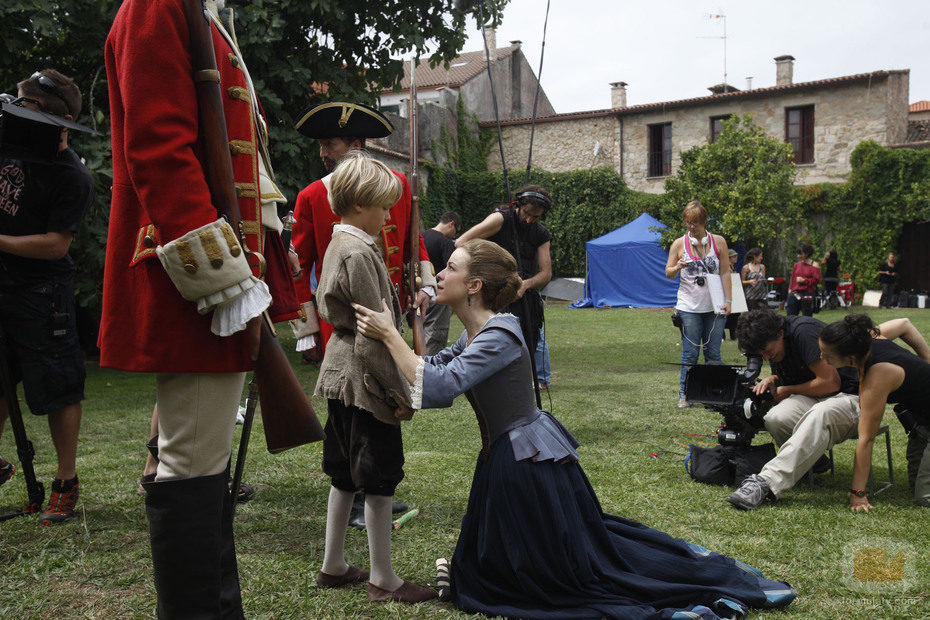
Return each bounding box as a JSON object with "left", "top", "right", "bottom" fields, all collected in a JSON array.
[{"left": 294, "top": 102, "right": 394, "bottom": 139}]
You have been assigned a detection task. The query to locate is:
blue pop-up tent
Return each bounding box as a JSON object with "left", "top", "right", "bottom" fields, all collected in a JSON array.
[{"left": 571, "top": 213, "right": 678, "bottom": 308}]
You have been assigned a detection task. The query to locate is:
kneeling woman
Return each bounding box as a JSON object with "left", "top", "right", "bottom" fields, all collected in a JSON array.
[
  {"left": 820, "top": 315, "right": 930, "bottom": 510},
  {"left": 354, "top": 239, "right": 795, "bottom": 619}
]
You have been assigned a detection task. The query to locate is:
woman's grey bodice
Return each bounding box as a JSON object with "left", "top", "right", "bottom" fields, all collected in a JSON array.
[{"left": 418, "top": 315, "right": 578, "bottom": 462}]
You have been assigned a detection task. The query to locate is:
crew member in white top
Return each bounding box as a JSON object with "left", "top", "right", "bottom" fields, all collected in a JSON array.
[{"left": 664, "top": 200, "right": 732, "bottom": 409}]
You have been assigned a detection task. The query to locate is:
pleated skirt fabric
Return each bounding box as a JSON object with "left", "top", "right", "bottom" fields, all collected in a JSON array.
[{"left": 449, "top": 435, "right": 795, "bottom": 619}]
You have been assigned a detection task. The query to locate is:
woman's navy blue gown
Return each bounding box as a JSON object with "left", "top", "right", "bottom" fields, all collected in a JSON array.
[{"left": 415, "top": 315, "right": 795, "bottom": 619}]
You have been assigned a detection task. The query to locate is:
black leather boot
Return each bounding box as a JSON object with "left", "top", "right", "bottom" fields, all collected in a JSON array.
[
  {"left": 219, "top": 476, "right": 245, "bottom": 619},
  {"left": 144, "top": 473, "right": 237, "bottom": 619}
]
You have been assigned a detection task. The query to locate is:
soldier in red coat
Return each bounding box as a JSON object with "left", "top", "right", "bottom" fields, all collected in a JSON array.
[
  {"left": 103, "top": 0, "right": 295, "bottom": 615},
  {"left": 290, "top": 102, "right": 435, "bottom": 354},
  {"left": 290, "top": 102, "right": 436, "bottom": 530}
]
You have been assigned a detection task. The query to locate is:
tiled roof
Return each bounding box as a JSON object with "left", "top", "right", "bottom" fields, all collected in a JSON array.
[
  {"left": 382, "top": 45, "right": 520, "bottom": 93},
  {"left": 482, "top": 70, "right": 909, "bottom": 127},
  {"left": 910, "top": 100, "right": 930, "bottom": 113}
]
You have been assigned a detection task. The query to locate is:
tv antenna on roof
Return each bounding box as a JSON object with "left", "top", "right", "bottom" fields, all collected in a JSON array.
[{"left": 699, "top": 12, "right": 728, "bottom": 92}]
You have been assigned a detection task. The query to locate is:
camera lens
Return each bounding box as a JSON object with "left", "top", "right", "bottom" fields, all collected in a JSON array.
[{"left": 696, "top": 276, "right": 705, "bottom": 286}]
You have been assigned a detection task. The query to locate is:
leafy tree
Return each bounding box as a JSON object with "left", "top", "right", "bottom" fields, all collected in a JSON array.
[
  {"left": 0, "top": 0, "right": 508, "bottom": 328},
  {"left": 660, "top": 114, "right": 797, "bottom": 250},
  {"left": 230, "top": 0, "right": 508, "bottom": 198}
]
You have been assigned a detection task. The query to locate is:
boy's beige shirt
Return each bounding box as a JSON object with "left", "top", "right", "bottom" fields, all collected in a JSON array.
[{"left": 314, "top": 227, "right": 411, "bottom": 424}]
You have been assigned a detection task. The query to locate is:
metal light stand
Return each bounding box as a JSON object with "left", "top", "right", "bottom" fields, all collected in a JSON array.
[
  {"left": 0, "top": 329, "right": 44, "bottom": 522},
  {"left": 229, "top": 377, "right": 258, "bottom": 517}
]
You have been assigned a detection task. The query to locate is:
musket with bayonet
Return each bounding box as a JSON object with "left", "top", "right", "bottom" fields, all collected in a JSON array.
[{"left": 407, "top": 57, "right": 427, "bottom": 355}]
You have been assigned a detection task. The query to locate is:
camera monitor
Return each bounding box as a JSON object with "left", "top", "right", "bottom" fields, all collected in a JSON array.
[{"left": 684, "top": 364, "right": 743, "bottom": 406}]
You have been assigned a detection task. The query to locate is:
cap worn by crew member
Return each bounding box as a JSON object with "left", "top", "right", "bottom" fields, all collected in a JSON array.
[{"left": 294, "top": 101, "right": 394, "bottom": 139}]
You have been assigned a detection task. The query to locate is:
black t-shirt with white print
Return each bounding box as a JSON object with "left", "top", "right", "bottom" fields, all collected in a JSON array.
[{"left": 0, "top": 149, "right": 93, "bottom": 286}]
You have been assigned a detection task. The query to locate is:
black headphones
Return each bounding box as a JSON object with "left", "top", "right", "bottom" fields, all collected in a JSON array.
[{"left": 515, "top": 190, "right": 552, "bottom": 208}]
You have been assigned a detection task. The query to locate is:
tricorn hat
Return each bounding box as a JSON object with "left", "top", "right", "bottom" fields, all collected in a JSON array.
[{"left": 294, "top": 102, "right": 394, "bottom": 139}]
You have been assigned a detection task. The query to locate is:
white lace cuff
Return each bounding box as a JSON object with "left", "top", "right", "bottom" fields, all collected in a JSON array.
[
  {"left": 409, "top": 357, "right": 425, "bottom": 409},
  {"left": 156, "top": 219, "right": 258, "bottom": 315},
  {"left": 295, "top": 334, "right": 317, "bottom": 352},
  {"left": 210, "top": 279, "right": 271, "bottom": 336}
]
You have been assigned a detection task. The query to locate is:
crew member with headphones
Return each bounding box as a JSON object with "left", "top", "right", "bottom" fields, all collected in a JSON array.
[
  {"left": 455, "top": 185, "right": 553, "bottom": 355},
  {"left": 665, "top": 200, "right": 732, "bottom": 409}
]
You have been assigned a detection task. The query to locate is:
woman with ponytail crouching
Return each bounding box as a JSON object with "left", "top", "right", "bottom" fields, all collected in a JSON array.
[
  {"left": 820, "top": 315, "right": 930, "bottom": 510},
  {"left": 353, "top": 239, "right": 795, "bottom": 619}
]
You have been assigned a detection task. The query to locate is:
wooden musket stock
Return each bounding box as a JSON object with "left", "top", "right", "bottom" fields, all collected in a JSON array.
[{"left": 182, "top": 0, "right": 324, "bottom": 452}]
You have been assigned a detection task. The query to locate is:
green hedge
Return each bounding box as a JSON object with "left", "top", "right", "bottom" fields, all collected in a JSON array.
[
  {"left": 792, "top": 140, "right": 930, "bottom": 296},
  {"left": 422, "top": 140, "right": 930, "bottom": 293},
  {"left": 421, "top": 166, "right": 664, "bottom": 278}
]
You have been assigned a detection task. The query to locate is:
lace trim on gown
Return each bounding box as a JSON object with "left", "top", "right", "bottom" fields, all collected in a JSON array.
[{"left": 409, "top": 357, "right": 425, "bottom": 410}]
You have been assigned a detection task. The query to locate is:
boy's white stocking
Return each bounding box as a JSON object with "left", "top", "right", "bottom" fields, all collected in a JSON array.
[
  {"left": 366, "top": 493, "right": 402, "bottom": 591},
  {"left": 321, "top": 486, "right": 354, "bottom": 576}
]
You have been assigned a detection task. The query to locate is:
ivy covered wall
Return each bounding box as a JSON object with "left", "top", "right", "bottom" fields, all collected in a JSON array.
[
  {"left": 796, "top": 140, "right": 930, "bottom": 297},
  {"left": 423, "top": 139, "right": 930, "bottom": 294}
]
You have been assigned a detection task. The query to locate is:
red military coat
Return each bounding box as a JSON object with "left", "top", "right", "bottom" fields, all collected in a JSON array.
[
  {"left": 291, "top": 170, "right": 429, "bottom": 347},
  {"left": 101, "top": 0, "right": 265, "bottom": 373}
]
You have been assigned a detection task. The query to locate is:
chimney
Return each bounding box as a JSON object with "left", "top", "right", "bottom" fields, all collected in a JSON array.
[
  {"left": 510, "top": 40, "right": 522, "bottom": 48},
  {"left": 610, "top": 81, "right": 628, "bottom": 108},
  {"left": 483, "top": 26, "right": 497, "bottom": 62},
  {"left": 745, "top": 76, "right": 753, "bottom": 90},
  {"left": 775, "top": 55, "right": 795, "bottom": 87}
]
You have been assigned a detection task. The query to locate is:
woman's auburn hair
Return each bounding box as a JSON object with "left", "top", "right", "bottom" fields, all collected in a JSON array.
[{"left": 457, "top": 239, "right": 522, "bottom": 312}]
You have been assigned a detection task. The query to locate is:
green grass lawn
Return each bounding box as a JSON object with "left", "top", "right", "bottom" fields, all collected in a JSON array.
[{"left": 0, "top": 304, "right": 928, "bottom": 618}]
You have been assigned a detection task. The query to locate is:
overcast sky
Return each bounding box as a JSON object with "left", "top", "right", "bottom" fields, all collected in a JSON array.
[{"left": 462, "top": 0, "right": 930, "bottom": 114}]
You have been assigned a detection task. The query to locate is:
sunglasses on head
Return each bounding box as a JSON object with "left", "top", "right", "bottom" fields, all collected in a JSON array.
[
  {"left": 1, "top": 94, "right": 45, "bottom": 111},
  {"left": 30, "top": 71, "right": 70, "bottom": 116}
]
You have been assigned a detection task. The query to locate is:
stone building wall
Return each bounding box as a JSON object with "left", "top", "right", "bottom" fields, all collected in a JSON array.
[
  {"left": 487, "top": 72, "right": 909, "bottom": 194},
  {"left": 459, "top": 49, "right": 555, "bottom": 123},
  {"left": 377, "top": 89, "right": 459, "bottom": 167},
  {"left": 486, "top": 115, "right": 617, "bottom": 174}
]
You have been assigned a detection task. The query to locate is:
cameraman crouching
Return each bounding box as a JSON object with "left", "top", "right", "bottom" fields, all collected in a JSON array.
[{"left": 727, "top": 307, "right": 859, "bottom": 509}]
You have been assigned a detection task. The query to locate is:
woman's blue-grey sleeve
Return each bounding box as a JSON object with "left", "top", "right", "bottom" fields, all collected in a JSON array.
[
  {"left": 416, "top": 327, "right": 522, "bottom": 409},
  {"left": 421, "top": 331, "right": 467, "bottom": 367}
]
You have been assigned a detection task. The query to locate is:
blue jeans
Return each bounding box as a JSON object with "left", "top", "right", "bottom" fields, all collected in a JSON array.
[
  {"left": 534, "top": 328, "right": 551, "bottom": 384},
  {"left": 678, "top": 310, "right": 724, "bottom": 396}
]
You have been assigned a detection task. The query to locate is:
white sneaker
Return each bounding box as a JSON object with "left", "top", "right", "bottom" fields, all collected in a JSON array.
[
  {"left": 677, "top": 396, "right": 691, "bottom": 409},
  {"left": 728, "top": 474, "right": 773, "bottom": 510}
]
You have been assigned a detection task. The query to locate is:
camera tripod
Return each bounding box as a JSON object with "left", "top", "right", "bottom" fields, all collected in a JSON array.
[{"left": 0, "top": 329, "right": 45, "bottom": 522}]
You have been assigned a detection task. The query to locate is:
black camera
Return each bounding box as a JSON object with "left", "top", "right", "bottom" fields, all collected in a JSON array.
[{"left": 684, "top": 356, "right": 772, "bottom": 447}]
